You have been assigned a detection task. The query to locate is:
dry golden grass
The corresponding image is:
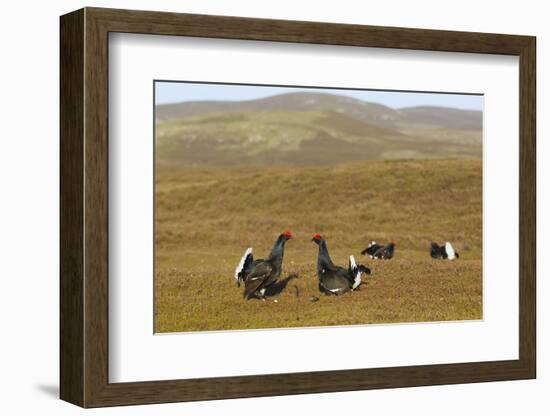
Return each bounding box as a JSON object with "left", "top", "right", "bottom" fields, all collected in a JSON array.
[{"left": 155, "top": 159, "right": 482, "bottom": 333}]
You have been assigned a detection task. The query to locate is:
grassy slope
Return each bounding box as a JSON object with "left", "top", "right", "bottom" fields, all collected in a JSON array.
[
  {"left": 155, "top": 159, "right": 482, "bottom": 332},
  {"left": 156, "top": 110, "right": 482, "bottom": 166}
]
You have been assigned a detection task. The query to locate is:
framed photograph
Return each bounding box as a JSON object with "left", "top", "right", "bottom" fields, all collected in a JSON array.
[{"left": 60, "top": 7, "right": 536, "bottom": 408}]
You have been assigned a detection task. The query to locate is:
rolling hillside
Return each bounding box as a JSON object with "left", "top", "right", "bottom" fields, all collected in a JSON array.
[
  {"left": 156, "top": 91, "right": 482, "bottom": 130},
  {"left": 155, "top": 92, "right": 482, "bottom": 166}
]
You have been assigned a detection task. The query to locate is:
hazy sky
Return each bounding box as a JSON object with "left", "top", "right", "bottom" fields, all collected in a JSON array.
[{"left": 155, "top": 81, "right": 483, "bottom": 111}]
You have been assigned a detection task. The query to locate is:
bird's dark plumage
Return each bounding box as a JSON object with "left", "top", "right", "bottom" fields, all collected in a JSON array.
[
  {"left": 372, "top": 242, "right": 395, "bottom": 260},
  {"left": 361, "top": 241, "right": 384, "bottom": 258},
  {"left": 430, "top": 242, "right": 459, "bottom": 260},
  {"left": 312, "top": 234, "right": 370, "bottom": 296},
  {"left": 234, "top": 230, "right": 292, "bottom": 300}
]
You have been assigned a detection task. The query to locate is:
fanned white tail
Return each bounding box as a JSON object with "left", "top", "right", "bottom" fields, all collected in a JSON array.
[
  {"left": 445, "top": 242, "right": 456, "bottom": 260},
  {"left": 349, "top": 255, "right": 362, "bottom": 289},
  {"left": 235, "top": 248, "right": 253, "bottom": 282}
]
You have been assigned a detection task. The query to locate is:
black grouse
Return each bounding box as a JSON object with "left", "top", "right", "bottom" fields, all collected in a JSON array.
[
  {"left": 234, "top": 230, "right": 292, "bottom": 300},
  {"left": 361, "top": 241, "right": 384, "bottom": 258},
  {"left": 312, "top": 234, "right": 370, "bottom": 295},
  {"left": 430, "top": 242, "right": 459, "bottom": 260},
  {"left": 371, "top": 241, "right": 395, "bottom": 260}
]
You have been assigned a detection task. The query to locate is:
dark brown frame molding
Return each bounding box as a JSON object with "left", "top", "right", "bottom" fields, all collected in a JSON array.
[{"left": 60, "top": 7, "right": 536, "bottom": 408}]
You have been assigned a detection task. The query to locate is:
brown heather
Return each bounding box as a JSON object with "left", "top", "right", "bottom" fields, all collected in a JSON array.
[{"left": 155, "top": 158, "right": 482, "bottom": 333}]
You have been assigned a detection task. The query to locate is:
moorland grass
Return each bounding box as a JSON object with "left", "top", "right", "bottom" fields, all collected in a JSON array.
[{"left": 155, "top": 158, "right": 482, "bottom": 333}]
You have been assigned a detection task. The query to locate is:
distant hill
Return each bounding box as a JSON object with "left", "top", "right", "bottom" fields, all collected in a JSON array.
[
  {"left": 155, "top": 92, "right": 482, "bottom": 166},
  {"left": 399, "top": 106, "right": 482, "bottom": 130},
  {"left": 156, "top": 92, "right": 401, "bottom": 125},
  {"left": 156, "top": 92, "right": 482, "bottom": 130}
]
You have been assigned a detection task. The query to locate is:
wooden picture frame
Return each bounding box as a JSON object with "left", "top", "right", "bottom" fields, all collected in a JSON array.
[{"left": 60, "top": 7, "right": 536, "bottom": 408}]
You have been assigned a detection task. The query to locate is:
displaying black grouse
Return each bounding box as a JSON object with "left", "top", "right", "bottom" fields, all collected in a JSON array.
[
  {"left": 361, "top": 241, "right": 384, "bottom": 258},
  {"left": 430, "top": 242, "right": 459, "bottom": 260},
  {"left": 371, "top": 241, "right": 395, "bottom": 260},
  {"left": 234, "top": 230, "right": 292, "bottom": 300},
  {"left": 312, "top": 234, "right": 370, "bottom": 295}
]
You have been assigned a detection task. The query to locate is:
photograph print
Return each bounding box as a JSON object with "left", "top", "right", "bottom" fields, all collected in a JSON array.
[{"left": 154, "top": 81, "right": 483, "bottom": 333}]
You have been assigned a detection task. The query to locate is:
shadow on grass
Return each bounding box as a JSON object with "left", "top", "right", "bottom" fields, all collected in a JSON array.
[{"left": 264, "top": 273, "right": 300, "bottom": 297}]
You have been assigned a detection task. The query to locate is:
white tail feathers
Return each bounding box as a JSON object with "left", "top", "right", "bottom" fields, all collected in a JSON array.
[
  {"left": 445, "top": 242, "right": 456, "bottom": 260},
  {"left": 349, "top": 255, "right": 357, "bottom": 269},
  {"left": 349, "top": 255, "right": 362, "bottom": 289},
  {"left": 235, "top": 248, "right": 252, "bottom": 281}
]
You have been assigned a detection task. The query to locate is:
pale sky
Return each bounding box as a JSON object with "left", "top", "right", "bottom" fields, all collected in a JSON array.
[{"left": 155, "top": 81, "right": 483, "bottom": 111}]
